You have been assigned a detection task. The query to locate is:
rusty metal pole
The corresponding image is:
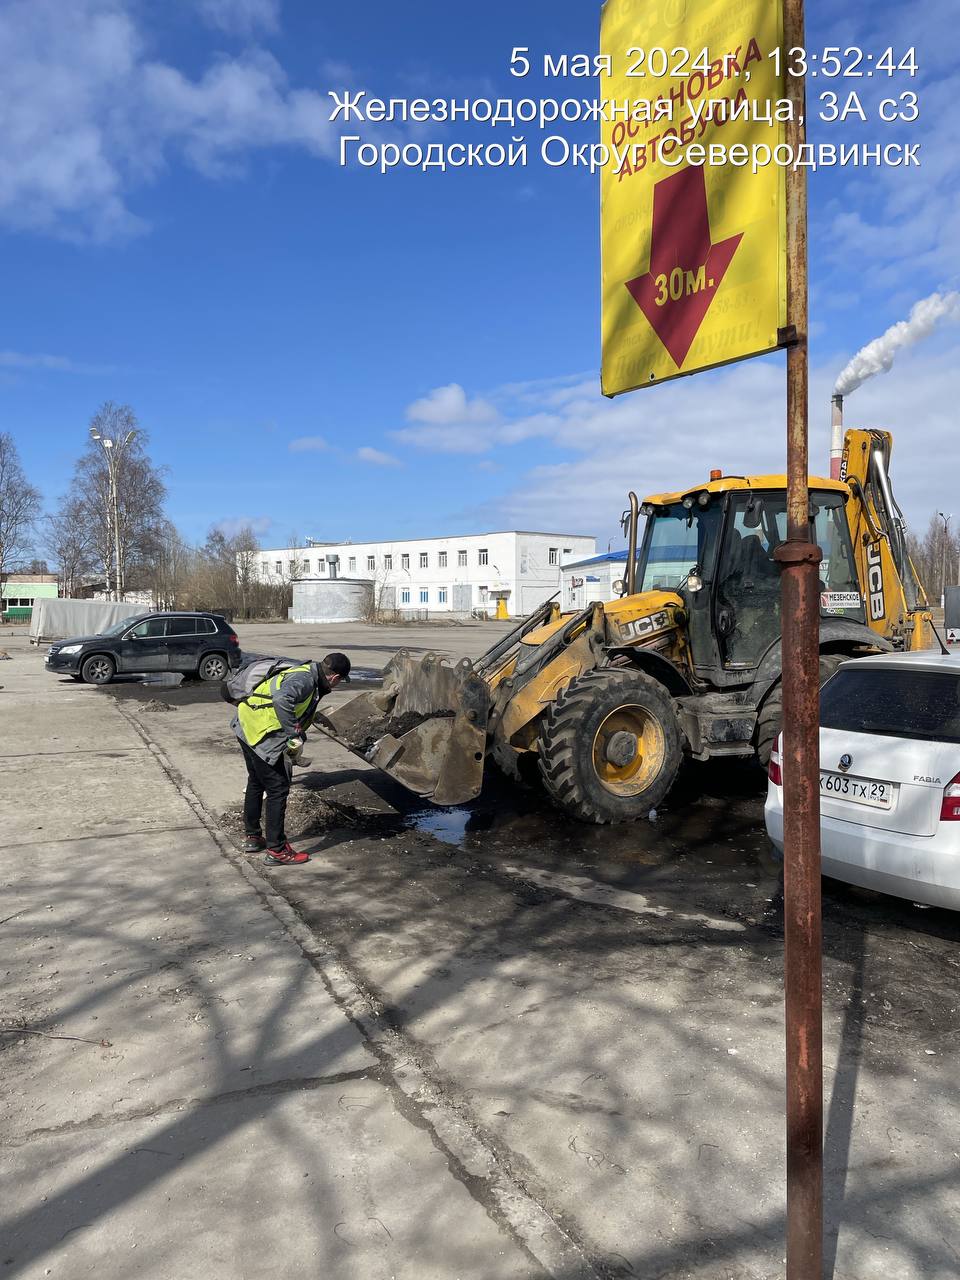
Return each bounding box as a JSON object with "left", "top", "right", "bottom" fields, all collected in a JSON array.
[{"left": 773, "top": 0, "right": 824, "bottom": 1276}]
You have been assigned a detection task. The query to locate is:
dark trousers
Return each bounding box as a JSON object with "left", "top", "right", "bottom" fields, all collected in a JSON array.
[{"left": 240, "top": 740, "right": 290, "bottom": 848}]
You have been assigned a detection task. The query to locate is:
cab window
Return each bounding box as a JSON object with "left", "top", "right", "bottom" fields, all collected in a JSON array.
[
  {"left": 639, "top": 503, "right": 722, "bottom": 592},
  {"left": 716, "top": 491, "right": 864, "bottom": 667}
]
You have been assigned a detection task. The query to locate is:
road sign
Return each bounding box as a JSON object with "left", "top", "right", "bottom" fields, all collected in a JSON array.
[{"left": 600, "top": 0, "right": 786, "bottom": 395}]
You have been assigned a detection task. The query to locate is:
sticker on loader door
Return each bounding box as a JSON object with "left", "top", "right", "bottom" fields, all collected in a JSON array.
[{"left": 820, "top": 592, "right": 863, "bottom": 612}]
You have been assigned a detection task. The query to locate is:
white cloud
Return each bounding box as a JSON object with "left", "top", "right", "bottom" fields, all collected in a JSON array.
[
  {"left": 0, "top": 350, "right": 113, "bottom": 374},
  {"left": 357, "top": 446, "right": 401, "bottom": 467},
  {"left": 288, "top": 435, "right": 329, "bottom": 453},
  {"left": 394, "top": 382, "right": 507, "bottom": 453},
  {"left": 413, "top": 344, "right": 960, "bottom": 544},
  {"left": 197, "top": 0, "right": 280, "bottom": 35},
  {"left": 0, "top": 0, "right": 336, "bottom": 241}
]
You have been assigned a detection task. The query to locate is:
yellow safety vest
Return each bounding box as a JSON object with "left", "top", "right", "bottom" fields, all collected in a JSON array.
[{"left": 237, "top": 664, "right": 317, "bottom": 748}]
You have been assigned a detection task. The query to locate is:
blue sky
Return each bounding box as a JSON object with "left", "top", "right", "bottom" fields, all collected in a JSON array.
[{"left": 2, "top": 0, "right": 958, "bottom": 553}]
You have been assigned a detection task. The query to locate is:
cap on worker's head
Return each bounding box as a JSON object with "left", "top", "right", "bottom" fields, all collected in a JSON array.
[{"left": 323, "top": 652, "right": 351, "bottom": 683}]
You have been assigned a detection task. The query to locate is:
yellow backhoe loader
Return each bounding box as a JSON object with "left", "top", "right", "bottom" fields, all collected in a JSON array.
[{"left": 323, "top": 428, "right": 932, "bottom": 823}]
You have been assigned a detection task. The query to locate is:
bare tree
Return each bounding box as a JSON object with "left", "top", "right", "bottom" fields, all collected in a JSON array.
[
  {"left": 70, "top": 404, "right": 167, "bottom": 600},
  {"left": 142, "top": 519, "right": 193, "bottom": 610},
  {"left": 285, "top": 531, "right": 308, "bottom": 582},
  {"left": 174, "top": 524, "right": 288, "bottom": 619},
  {"left": 43, "top": 495, "right": 96, "bottom": 597},
  {"left": 234, "top": 527, "right": 261, "bottom": 617},
  {"left": 907, "top": 514, "right": 960, "bottom": 606},
  {"left": 0, "top": 433, "right": 42, "bottom": 580}
]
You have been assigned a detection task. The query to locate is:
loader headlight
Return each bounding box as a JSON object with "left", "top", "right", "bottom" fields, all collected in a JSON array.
[
  {"left": 685, "top": 573, "right": 703, "bottom": 593},
  {"left": 613, "top": 578, "right": 625, "bottom": 595},
  {"left": 682, "top": 496, "right": 695, "bottom": 510},
  {"left": 641, "top": 504, "right": 655, "bottom": 517},
  {"left": 697, "top": 492, "right": 711, "bottom": 507}
]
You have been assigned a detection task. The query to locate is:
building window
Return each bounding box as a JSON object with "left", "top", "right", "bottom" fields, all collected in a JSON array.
[
  {"left": 563, "top": 547, "right": 572, "bottom": 558},
  {"left": 458, "top": 550, "right": 467, "bottom": 567},
  {"left": 438, "top": 588, "right": 447, "bottom": 604},
  {"left": 438, "top": 551, "right": 447, "bottom": 568},
  {"left": 367, "top": 555, "right": 376, "bottom": 571},
  {"left": 401, "top": 588, "right": 411, "bottom": 604},
  {"left": 384, "top": 554, "right": 393, "bottom": 570},
  {"left": 318, "top": 560, "right": 325, "bottom": 573},
  {"left": 549, "top": 547, "right": 558, "bottom": 566},
  {"left": 262, "top": 561, "right": 269, "bottom": 577},
  {"left": 401, "top": 553, "right": 410, "bottom": 570},
  {"left": 478, "top": 548, "right": 489, "bottom": 566},
  {"left": 419, "top": 552, "right": 428, "bottom": 569},
  {"left": 348, "top": 556, "right": 357, "bottom": 572},
  {"left": 420, "top": 589, "right": 429, "bottom": 604},
  {"left": 275, "top": 561, "right": 282, "bottom": 575}
]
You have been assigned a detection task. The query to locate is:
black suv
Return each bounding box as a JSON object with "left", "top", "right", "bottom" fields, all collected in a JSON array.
[{"left": 44, "top": 612, "right": 242, "bottom": 684}]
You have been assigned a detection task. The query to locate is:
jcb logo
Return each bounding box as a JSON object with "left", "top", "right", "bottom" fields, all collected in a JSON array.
[
  {"left": 620, "top": 609, "right": 671, "bottom": 640},
  {"left": 867, "top": 542, "right": 885, "bottom": 621}
]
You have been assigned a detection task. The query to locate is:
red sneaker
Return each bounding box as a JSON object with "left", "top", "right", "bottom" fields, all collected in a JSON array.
[{"left": 264, "top": 843, "right": 309, "bottom": 865}]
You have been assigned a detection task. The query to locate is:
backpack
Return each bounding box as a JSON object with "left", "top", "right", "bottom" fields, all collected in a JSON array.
[{"left": 219, "top": 656, "right": 300, "bottom": 707}]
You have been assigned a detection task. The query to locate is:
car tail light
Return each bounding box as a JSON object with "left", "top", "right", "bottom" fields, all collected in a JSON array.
[
  {"left": 941, "top": 772, "right": 960, "bottom": 822},
  {"left": 768, "top": 744, "right": 783, "bottom": 787},
  {"left": 228, "top": 632, "right": 239, "bottom": 645}
]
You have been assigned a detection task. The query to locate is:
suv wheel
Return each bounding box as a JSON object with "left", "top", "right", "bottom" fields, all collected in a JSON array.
[
  {"left": 81, "top": 654, "right": 115, "bottom": 685},
  {"left": 198, "top": 653, "right": 228, "bottom": 682}
]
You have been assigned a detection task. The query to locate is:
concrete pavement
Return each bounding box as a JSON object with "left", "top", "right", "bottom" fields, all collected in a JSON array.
[{"left": 0, "top": 630, "right": 559, "bottom": 1280}]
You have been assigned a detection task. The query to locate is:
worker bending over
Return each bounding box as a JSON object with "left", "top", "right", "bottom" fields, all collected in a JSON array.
[{"left": 233, "top": 652, "right": 351, "bottom": 864}]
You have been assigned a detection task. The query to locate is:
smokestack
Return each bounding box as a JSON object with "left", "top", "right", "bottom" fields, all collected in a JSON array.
[{"left": 830, "top": 393, "right": 843, "bottom": 480}]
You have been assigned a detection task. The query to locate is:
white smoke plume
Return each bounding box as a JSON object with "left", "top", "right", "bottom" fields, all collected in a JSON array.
[{"left": 834, "top": 290, "right": 960, "bottom": 396}]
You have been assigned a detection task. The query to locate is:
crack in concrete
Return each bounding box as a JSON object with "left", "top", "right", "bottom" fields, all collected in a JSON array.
[
  {"left": 112, "top": 697, "right": 602, "bottom": 1280},
  {"left": 10, "top": 824, "right": 204, "bottom": 849},
  {"left": 3, "top": 1068, "right": 379, "bottom": 1148}
]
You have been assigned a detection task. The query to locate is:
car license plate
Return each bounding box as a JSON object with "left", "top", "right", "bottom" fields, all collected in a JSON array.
[{"left": 819, "top": 771, "right": 892, "bottom": 809}]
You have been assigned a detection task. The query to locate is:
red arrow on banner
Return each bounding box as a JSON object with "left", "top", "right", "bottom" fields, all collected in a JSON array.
[{"left": 625, "top": 166, "right": 742, "bottom": 368}]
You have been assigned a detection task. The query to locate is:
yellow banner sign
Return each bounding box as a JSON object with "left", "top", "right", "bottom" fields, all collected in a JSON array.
[{"left": 600, "top": 0, "right": 786, "bottom": 395}]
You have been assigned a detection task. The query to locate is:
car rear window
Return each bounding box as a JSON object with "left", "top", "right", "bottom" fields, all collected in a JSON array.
[
  {"left": 820, "top": 666, "right": 960, "bottom": 744},
  {"left": 167, "top": 617, "right": 210, "bottom": 636}
]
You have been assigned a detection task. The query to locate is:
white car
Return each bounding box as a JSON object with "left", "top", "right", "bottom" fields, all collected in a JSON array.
[{"left": 765, "top": 652, "right": 960, "bottom": 909}]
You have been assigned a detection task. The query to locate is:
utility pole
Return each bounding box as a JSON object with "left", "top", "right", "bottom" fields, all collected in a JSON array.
[
  {"left": 774, "top": 0, "right": 824, "bottom": 1275},
  {"left": 90, "top": 427, "right": 136, "bottom": 602},
  {"left": 938, "top": 512, "right": 952, "bottom": 608}
]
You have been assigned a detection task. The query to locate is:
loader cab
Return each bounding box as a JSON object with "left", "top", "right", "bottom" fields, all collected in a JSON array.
[{"left": 636, "top": 483, "right": 865, "bottom": 678}]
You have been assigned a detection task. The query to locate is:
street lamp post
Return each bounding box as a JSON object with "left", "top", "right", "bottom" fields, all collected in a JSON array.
[
  {"left": 938, "top": 512, "right": 952, "bottom": 609},
  {"left": 90, "top": 427, "right": 136, "bottom": 602}
]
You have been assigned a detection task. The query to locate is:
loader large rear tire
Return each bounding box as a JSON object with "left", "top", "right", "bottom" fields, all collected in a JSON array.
[
  {"left": 755, "top": 653, "right": 847, "bottom": 767},
  {"left": 537, "top": 669, "right": 682, "bottom": 824}
]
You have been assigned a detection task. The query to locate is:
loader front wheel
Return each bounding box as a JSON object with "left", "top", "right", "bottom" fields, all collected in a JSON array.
[{"left": 537, "top": 669, "right": 682, "bottom": 824}]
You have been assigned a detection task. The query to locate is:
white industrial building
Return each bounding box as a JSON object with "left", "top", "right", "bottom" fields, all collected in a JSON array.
[
  {"left": 255, "top": 530, "right": 596, "bottom": 618},
  {"left": 561, "top": 551, "right": 630, "bottom": 610}
]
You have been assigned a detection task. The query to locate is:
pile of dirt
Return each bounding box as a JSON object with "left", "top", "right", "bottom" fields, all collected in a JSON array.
[
  {"left": 138, "top": 699, "right": 176, "bottom": 713},
  {"left": 219, "top": 787, "right": 350, "bottom": 843},
  {"left": 353, "top": 708, "right": 454, "bottom": 755}
]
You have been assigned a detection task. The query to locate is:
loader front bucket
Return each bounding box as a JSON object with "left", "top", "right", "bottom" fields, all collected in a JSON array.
[{"left": 319, "top": 651, "right": 491, "bottom": 805}]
